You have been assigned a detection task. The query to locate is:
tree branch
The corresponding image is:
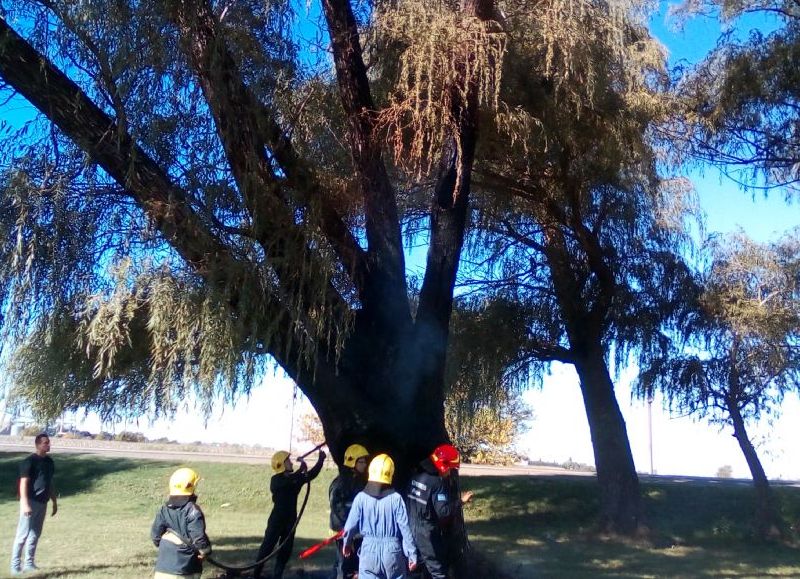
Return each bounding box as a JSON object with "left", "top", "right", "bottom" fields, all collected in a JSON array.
[
  {"left": 321, "top": 0, "right": 410, "bottom": 324},
  {"left": 562, "top": 180, "right": 616, "bottom": 330},
  {"left": 522, "top": 338, "right": 575, "bottom": 364},
  {"left": 417, "top": 0, "right": 497, "bottom": 331},
  {"left": 0, "top": 16, "right": 347, "bottom": 388},
  {"left": 174, "top": 0, "right": 369, "bottom": 298},
  {"left": 0, "top": 16, "right": 227, "bottom": 276}
]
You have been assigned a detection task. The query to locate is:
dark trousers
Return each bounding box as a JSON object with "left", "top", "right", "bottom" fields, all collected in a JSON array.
[
  {"left": 411, "top": 525, "right": 448, "bottom": 579},
  {"left": 331, "top": 537, "right": 360, "bottom": 579},
  {"left": 254, "top": 516, "right": 295, "bottom": 578}
]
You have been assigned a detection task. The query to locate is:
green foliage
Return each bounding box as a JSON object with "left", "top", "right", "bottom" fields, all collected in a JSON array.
[
  {"left": 446, "top": 389, "right": 531, "bottom": 464},
  {"left": 0, "top": 0, "right": 350, "bottom": 420},
  {"left": 20, "top": 424, "right": 45, "bottom": 436},
  {"left": 444, "top": 298, "right": 534, "bottom": 463},
  {"left": 114, "top": 430, "right": 147, "bottom": 442},
  {"left": 457, "top": 0, "right": 700, "bottom": 379},
  {"left": 673, "top": 0, "right": 800, "bottom": 190},
  {"left": 637, "top": 229, "right": 800, "bottom": 425}
]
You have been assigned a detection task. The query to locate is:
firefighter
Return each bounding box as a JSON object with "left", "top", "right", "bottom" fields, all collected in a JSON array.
[
  {"left": 253, "top": 449, "right": 326, "bottom": 579},
  {"left": 151, "top": 467, "right": 212, "bottom": 579},
  {"left": 343, "top": 454, "right": 418, "bottom": 579},
  {"left": 406, "top": 444, "right": 473, "bottom": 579},
  {"left": 329, "top": 443, "right": 370, "bottom": 579}
]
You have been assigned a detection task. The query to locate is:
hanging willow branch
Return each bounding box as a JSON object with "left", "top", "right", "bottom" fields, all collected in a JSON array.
[{"left": 371, "top": 0, "right": 507, "bottom": 181}]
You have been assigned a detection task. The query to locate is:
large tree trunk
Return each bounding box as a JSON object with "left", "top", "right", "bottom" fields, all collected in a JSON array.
[
  {"left": 541, "top": 220, "right": 643, "bottom": 534},
  {"left": 312, "top": 338, "right": 449, "bottom": 476},
  {"left": 727, "top": 396, "right": 783, "bottom": 539},
  {"left": 574, "top": 346, "right": 643, "bottom": 534}
]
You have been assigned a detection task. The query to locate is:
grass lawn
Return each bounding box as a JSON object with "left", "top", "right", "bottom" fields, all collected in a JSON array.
[{"left": 1, "top": 453, "right": 800, "bottom": 578}]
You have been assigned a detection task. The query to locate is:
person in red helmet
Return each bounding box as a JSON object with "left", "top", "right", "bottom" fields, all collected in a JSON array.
[{"left": 405, "top": 444, "right": 473, "bottom": 579}]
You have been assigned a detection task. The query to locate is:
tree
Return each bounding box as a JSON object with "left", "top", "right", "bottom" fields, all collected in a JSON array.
[
  {"left": 0, "top": 0, "right": 502, "bottom": 474},
  {"left": 298, "top": 403, "right": 326, "bottom": 447},
  {"left": 446, "top": 389, "right": 531, "bottom": 465},
  {"left": 716, "top": 465, "right": 733, "bottom": 478},
  {"left": 0, "top": 0, "right": 675, "bottom": 538},
  {"left": 673, "top": 0, "right": 800, "bottom": 191},
  {"left": 637, "top": 230, "right": 800, "bottom": 538},
  {"left": 447, "top": 0, "right": 698, "bottom": 532}
]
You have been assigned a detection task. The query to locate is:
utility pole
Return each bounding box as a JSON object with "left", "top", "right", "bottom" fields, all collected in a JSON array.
[
  {"left": 288, "top": 385, "right": 298, "bottom": 453},
  {"left": 647, "top": 395, "right": 654, "bottom": 475}
]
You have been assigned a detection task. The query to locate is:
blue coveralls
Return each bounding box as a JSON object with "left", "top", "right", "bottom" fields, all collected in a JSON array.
[{"left": 343, "top": 485, "right": 418, "bottom": 579}]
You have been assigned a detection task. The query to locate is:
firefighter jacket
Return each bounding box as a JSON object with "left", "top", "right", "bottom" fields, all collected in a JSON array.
[
  {"left": 268, "top": 452, "right": 325, "bottom": 524},
  {"left": 406, "top": 459, "right": 464, "bottom": 579},
  {"left": 406, "top": 459, "right": 458, "bottom": 531},
  {"left": 329, "top": 468, "right": 367, "bottom": 531},
  {"left": 151, "top": 495, "right": 212, "bottom": 576},
  {"left": 343, "top": 482, "right": 418, "bottom": 575}
]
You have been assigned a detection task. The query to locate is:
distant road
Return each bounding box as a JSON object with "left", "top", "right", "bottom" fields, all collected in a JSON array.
[
  {"left": 3, "top": 437, "right": 797, "bottom": 485},
  {"left": 0, "top": 438, "right": 270, "bottom": 464},
  {"left": 0, "top": 437, "right": 584, "bottom": 476}
]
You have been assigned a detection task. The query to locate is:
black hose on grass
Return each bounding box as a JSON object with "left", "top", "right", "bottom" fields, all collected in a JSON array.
[{"left": 205, "top": 478, "right": 312, "bottom": 578}]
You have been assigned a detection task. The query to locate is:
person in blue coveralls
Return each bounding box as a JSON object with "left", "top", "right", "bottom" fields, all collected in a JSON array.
[{"left": 342, "top": 453, "right": 418, "bottom": 579}]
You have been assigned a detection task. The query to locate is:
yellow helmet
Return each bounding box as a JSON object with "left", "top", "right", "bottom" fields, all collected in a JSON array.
[
  {"left": 272, "top": 450, "right": 291, "bottom": 473},
  {"left": 343, "top": 444, "right": 369, "bottom": 468},
  {"left": 169, "top": 468, "right": 200, "bottom": 496},
  {"left": 368, "top": 454, "right": 395, "bottom": 485}
]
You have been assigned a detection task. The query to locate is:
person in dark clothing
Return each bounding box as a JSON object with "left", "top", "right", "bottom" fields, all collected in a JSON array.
[
  {"left": 329, "top": 443, "right": 369, "bottom": 579},
  {"left": 406, "top": 444, "right": 473, "bottom": 579},
  {"left": 10, "top": 434, "right": 57, "bottom": 575},
  {"left": 254, "top": 449, "right": 326, "bottom": 579},
  {"left": 151, "top": 467, "right": 211, "bottom": 579}
]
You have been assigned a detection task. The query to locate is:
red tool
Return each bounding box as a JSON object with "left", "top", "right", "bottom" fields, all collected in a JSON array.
[{"left": 298, "top": 530, "right": 344, "bottom": 559}]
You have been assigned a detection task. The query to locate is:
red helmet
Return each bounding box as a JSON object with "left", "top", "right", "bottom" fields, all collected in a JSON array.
[{"left": 431, "top": 444, "right": 460, "bottom": 475}]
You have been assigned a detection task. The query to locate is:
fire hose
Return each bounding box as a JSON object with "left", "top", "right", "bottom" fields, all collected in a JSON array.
[
  {"left": 298, "top": 529, "right": 344, "bottom": 559},
  {"left": 201, "top": 442, "right": 327, "bottom": 578}
]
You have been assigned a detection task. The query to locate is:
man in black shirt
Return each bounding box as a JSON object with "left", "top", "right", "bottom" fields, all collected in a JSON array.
[{"left": 9, "top": 433, "right": 57, "bottom": 575}]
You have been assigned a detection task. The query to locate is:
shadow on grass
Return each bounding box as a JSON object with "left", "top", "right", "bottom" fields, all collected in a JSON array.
[
  {"left": 25, "top": 561, "right": 152, "bottom": 578},
  {"left": 0, "top": 452, "right": 160, "bottom": 504},
  {"left": 501, "top": 535, "right": 800, "bottom": 578},
  {"left": 204, "top": 535, "right": 334, "bottom": 561},
  {"left": 461, "top": 474, "right": 800, "bottom": 577}
]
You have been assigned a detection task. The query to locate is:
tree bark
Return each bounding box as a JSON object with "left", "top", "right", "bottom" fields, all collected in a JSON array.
[
  {"left": 574, "top": 346, "right": 643, "bottom": 533},
  {"left": 726, "top": 395, "right": 784, "bottom": 539},
  {"left": 541, "top": 221, "right": 643, "bottom": 534},
  {"left": 321, "top": 0, "right": 410, "bottom": 331}
]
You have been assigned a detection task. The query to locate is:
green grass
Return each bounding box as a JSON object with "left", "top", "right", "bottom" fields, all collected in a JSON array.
[{"left": 1, "top": 454, "right": 800, "bottom": 578}]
